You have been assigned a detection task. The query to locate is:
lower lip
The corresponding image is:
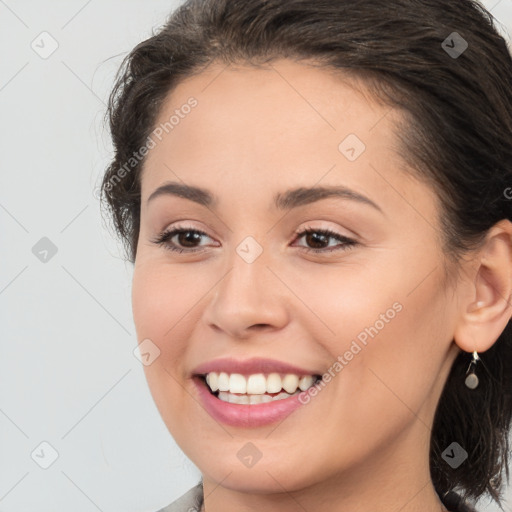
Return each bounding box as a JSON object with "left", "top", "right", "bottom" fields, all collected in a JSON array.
[{"left": 193, "top": 377, "right": 307, "bottom": 428}]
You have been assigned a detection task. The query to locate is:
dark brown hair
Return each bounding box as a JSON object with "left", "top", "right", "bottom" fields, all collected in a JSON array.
[{"left": 100, "top": 0, "right": 512, "bottom": 506}]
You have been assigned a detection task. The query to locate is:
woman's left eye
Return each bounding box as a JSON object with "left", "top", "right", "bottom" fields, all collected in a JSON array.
[
  {"left": 292, "top": 227, "right": 358, "bottom": 254},
  {"left": 150, "top": 226, "right": 358, "bottom": 254}
]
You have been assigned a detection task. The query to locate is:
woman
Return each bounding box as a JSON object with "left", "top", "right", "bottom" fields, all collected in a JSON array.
[{"left": 100, "top": 0, "right": 512, "bottom": 511}]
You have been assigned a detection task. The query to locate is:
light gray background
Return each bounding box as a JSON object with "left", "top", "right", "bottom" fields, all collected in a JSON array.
[{"left": 1, "top": 1, "right": 511, "bottom": 511}]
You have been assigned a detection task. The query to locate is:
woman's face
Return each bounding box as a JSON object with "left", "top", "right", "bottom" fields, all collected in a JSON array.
[{"left": 132, "top": 59, "right": 461, "bottom": 494}]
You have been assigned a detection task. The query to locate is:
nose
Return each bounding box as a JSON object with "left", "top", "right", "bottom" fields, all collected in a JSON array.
[{"left": 200, "top": 246, "right": 290, "bottom": 340}]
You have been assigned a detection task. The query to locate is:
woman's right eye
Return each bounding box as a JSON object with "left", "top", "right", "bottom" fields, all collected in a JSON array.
[{"left": 150, "top": 226, "right": 213, "bottom": 253}]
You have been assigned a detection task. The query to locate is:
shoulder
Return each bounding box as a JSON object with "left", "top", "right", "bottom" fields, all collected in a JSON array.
[{"left": 155, "top": 483, "right": 203, "bottom": 512}]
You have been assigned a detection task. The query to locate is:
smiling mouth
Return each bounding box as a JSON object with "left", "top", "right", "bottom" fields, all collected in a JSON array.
[{"left": 198, "top": 371, "right": 322, "bottom": 405}]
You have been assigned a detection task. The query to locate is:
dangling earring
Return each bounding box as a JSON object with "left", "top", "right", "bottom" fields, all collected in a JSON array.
[{"left": 465, "top": 351, "right": 480, "bottom": 389}]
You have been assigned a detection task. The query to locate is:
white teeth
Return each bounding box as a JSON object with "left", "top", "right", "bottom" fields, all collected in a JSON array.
[
  {"left": 299, "top": 375, "right": 314, "bottom": 391},
  {"left": 218, "top": 390, "right": 301, "bottom": 404},
  {"left": 229, "top": 373, "right": 246, "bottom": 394},
  {"left": 205, "top": 373, "right": 219, "bottom": 392},
  {"left": 204, "top": 371, "right": 318, "bottom": 396},
  {"left": 232, "top": 393, "right": 249, "bottom": 405},
  {"left": 266, "top": 373, "right": 282, "bottom": 393},
  {"left": 218, "top": 391, "right": 230, "bottom": 402},
  {"left": 247, "top": 374, "right": 266, "bottom": 394},
  {"left": 217, "top": 372, "right": 230, "bottom": 392},
  {"left": 249, "top": 393, "right": 273, "bottom": 404},
  {"left": 282, "top": 374, "right": 299, "bottom": 394}
]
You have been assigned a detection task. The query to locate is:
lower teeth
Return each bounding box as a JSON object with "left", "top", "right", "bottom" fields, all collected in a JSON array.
[{"left": 216, "top": 390, "right": 300, "bottom": 404}]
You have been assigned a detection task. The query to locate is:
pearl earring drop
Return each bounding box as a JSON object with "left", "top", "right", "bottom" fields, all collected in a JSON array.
[{"left": 464, "top": 351, "right": 480, "bottom": 389}]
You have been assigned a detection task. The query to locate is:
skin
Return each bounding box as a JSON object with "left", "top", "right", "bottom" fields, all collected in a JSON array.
[{"left": 131, "top": 59, "right": 512, "bottom": 512}]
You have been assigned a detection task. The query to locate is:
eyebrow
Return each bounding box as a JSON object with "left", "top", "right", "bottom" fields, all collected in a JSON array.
[{"left": 146, "top": 181, "right": 383, "bottom": 214}]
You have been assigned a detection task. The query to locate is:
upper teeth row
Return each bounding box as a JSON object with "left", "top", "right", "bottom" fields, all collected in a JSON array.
[{"left": 205, "top": 372, "right": 316, "bottom": 395}]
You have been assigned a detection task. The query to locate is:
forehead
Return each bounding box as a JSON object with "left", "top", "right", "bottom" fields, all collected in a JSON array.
[{"left": 140, "top": 58, "right": 410, "bottom": 204}]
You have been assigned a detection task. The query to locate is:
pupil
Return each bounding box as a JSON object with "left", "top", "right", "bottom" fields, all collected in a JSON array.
[
  {"left": 307, "top": 233, "right": 327, "bottom": 249},
  {"left": 179, "top": 232, "right": 200, "bottom": 247}
]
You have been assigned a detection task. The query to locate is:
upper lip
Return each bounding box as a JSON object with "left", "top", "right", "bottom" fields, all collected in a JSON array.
[{"left": 192, "top": 357, "right": 322, "bottom": 377}]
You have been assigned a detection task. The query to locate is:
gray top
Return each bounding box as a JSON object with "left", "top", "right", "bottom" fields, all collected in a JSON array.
[
  {"left": 156, "top": 483, "right": 203, "bottom": 512},
  {"left": 156, "top": 483, "right": 477, "bottom": 512}
]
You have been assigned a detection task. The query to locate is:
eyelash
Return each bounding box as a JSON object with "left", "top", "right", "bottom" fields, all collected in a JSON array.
[{"left": 150, "top": 225, "right": 358, "bottom": 255}]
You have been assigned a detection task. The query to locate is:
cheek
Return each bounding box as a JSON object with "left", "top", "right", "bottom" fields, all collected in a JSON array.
[
  {"left": 315, "top": 259, "right": 452, "bottom": 419},
  {"left": 132, "top": 264, "right": 196, "bottom": 346},
  {"left": 131, "top": 264, "right": 201, "bottom": 400},
  {"left": 131, "top": 266, "right": 200, "bottom": 434}
]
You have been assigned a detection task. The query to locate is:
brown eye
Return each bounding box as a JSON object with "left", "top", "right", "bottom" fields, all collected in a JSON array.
[
  {"left": 151, "top": 227, "right": 213, "bottom": 253},
  {"left": 293, "top": 228, "right": 358, "bottom": 254}
]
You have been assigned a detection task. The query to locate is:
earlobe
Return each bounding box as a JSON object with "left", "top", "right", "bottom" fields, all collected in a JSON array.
[{"left": 453, "top": 219, "right": 512, "bottom": 354}]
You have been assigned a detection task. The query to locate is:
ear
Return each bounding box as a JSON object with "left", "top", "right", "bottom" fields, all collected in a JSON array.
[{"left": 453, "top": 219, "right": 512, "bottom": 354}]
